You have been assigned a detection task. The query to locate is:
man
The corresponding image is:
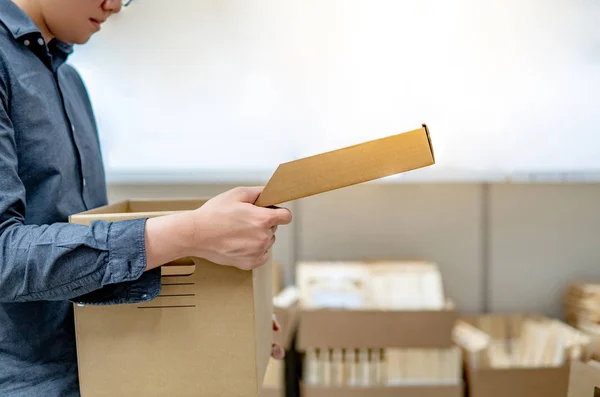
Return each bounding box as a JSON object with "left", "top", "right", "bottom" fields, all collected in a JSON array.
[{"left": 0, "top": 0, "right": 292, "bottom": 395}]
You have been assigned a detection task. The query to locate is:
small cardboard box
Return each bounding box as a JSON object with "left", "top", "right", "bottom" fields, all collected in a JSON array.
[
  {"left": 69, "top": 125, "right": 435, "bottom": 396},
  {"left": 459, "top": 314, "right": 588, "bottom": 397},
  {"left": 568, "top": 360, "right": 600, "bottom": 397}
]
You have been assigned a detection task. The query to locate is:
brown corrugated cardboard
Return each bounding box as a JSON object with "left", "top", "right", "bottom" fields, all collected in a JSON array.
[
  {"left": 297, "top": 308, "right": 457, "bottom": 349},
  {"left": 70, "top": 199, "right": 272, "bottom": 397},
  {"left": 255, "top": 124, "right": 435, "bottom": 207},
  {"left": 568, "top": 360, "right": 600, "bottom": 397}
]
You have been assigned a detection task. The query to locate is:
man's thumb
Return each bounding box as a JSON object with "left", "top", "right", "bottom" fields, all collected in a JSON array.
[{"left": 233, "top": 186, "right": 264, "bottom": 203}]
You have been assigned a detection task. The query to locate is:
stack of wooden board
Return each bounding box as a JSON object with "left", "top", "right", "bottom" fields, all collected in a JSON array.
[
  {"left": 454, "top": 314, "right": 591, "bottom": 397},
  {"left": 565, "top": 282, "right": 600, "bottom": 360},
  {"left": 565, "top": 282, "right": 600, "bottom": 326}
]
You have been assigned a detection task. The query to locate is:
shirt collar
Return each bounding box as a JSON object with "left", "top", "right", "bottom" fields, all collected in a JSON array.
[
  {"left": 0, "top": 0, "right": 73, "bottom": 58},
  {"left": 0, "top": 0, "right": 40, "bottom": 40}
]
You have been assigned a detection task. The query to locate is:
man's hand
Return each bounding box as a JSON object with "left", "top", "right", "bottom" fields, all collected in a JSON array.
[
  {"left": 144, "top": 186, "right": 292, "bottom": 271},
  {"left": 271, "top": 314, "right": 285, "bottom": 360},
  {"left": 186, "top": 187, "right": 292, "bottom": 270}
]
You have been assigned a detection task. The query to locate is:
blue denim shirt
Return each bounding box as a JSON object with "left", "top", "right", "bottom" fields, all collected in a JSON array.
[{"left": 0, "top": 1, "right": 161, "bottom": 395}]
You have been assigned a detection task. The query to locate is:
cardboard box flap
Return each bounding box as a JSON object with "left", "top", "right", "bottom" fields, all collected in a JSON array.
[
  {"left": 273, "top": 302, "right": 299, "bottom": 350},
  {"left": 297, "top": 308, "right": 457, "bottom": 349},
  {"left": 255, "top": 124, "right": 435, "bottom": 207},
  {"left": 568, "top": 361, "right": 600, "bottom": 397}
]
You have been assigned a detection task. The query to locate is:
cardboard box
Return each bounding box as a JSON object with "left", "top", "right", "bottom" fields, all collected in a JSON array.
[
  {"left": 69, "top": 125, "right": 435, "bottom": 396},
  {"left": 298, "top": 309, "right": 462, "bottom": 396},
  {"left": 70, "top": 199, "right": 273, "bottom": 397},
  {"left": 458, "top": 314, "right": 590, "bottom": 397},
  {"left": 568, "top": 360, "right": 600, "bottom": 397},
  {"left": 296, "top": 261, "right": 462, "bottom": 396}
]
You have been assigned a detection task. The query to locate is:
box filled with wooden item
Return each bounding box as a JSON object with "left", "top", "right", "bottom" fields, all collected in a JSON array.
[
  {"left": 262, "top": 286, "right": 301, "bottom": 397},
  {"left": 454, "top": 314, "right": 592, "bottom": 397},
  {"left": 296, "top": 261, "right": 463, "bottom": 397}
]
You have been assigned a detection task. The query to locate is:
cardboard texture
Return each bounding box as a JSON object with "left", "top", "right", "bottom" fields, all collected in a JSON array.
[
  {"left": 457, "top": 314, "right": 585, "bottom": 397},
  {"left": 70, "top": 199, "right": 273, "bottom": 397},
  {"left": 467, "top": 366, "right": 570, "bottom": 397},
  {"left": 254, "top": 125, "right": 435, "bottom": 207},
  {"left": 298, "top": 309, "right": 457, "bottom": 349},
  {"left": 568, "top": 361, "right": 600, "bottom": 397}
]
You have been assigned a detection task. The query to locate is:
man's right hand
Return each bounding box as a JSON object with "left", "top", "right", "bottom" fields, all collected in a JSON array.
[
  {"left": 185, "top": 187, "right": 292, "bottom": 270},
  {"left": 145, "top": 187, "right": 292, "bottom": 271}
]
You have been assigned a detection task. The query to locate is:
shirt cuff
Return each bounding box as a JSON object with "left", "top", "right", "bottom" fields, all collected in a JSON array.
[
  {"left": 70, "top": 218, "right": 162, "bottom": 306},
  {"left": 103, "top": 218, "right": 148, "bottom": 285},
  {"left": 71, "top": 267, "right": 161, "bottom": 306}
]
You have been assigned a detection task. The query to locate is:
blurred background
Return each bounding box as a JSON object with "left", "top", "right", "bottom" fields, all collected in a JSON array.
[{"left": 70, "top": 0, "right": 600, "bottom": 318}]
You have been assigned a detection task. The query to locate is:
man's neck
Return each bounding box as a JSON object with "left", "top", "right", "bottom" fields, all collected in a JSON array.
[{"left": 12, "top": 0, "right": 54, "bottom": 42}]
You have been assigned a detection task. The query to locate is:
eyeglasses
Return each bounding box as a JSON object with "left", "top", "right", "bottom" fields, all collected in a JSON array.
[{"left": 122, "top": 0, "right": 134, "bottom": 6}]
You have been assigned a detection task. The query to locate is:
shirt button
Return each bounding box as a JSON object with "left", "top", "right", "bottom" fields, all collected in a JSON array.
[
  {"left": 38, "top": 38, "right": 44, "bottom": 46},
  {"left": 83, "top": 178, "right": 87, "bottom": 187},
  {"left": 23, "top": 39, "right": 30, "bottom": 46},
  {"left": 71, "top": 124, "right": 75, "bottom": 132}
]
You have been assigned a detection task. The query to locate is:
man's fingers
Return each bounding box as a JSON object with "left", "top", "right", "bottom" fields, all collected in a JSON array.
[
  {"left": 272, "top": 314, "right": 281, "bottom": 332},
  {"left": 260, "top": 207, "right": 292, "bottom": 227},
  {"left": 271, "top": 344, "right": 285, "bottom": 360}
]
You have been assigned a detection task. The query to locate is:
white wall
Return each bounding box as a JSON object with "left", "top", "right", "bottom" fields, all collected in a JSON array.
[
  {"left": 72, "top": 0, "right": 600, "bottom": 182},
  {"left": 107, "top": 182, "right": 600, "bottom": 318}
]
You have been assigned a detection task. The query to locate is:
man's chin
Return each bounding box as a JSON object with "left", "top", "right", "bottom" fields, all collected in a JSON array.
[
  {"left": 72, "top": 34, "right": 94, "bottom": 45},
  {"left": 54, "top": 33, "right": 93, "bottom": 45}
]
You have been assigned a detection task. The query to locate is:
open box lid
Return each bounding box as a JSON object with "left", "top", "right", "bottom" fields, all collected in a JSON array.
[
  {"left": 272, "top": 286, "right": 300, "bottom": 350},
  {"left": 273, "top": 303, "right": 299, "bottom": 350},
  {"left": 255, "top": 124, "right": 434, "bottom": 207},
  {"left": 297, "top": 306, "right": 458, "bottom": 350},
  {"left": 568, "top": 361, "right": 600, "bottom": 397}
]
